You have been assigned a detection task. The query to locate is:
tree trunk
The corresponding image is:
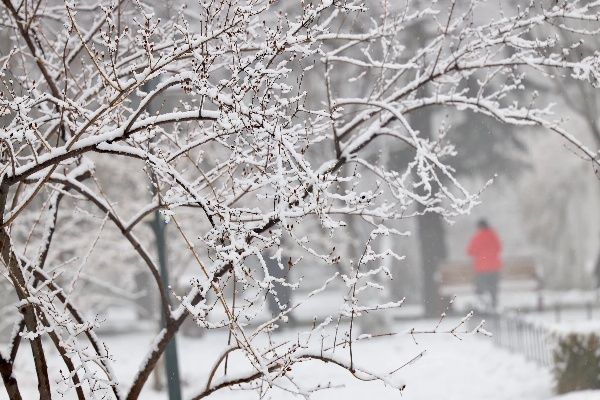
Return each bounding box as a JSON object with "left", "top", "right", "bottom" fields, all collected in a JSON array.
[
  {"left": 0, "top": 230, "right": 52, "bottom": 399},
  {"left": 410, "top": 102, "right": 448, "bottom": 318},
  {"left": 0, "top": 183, "right": 51, "bottom": 399},
  {"left": 416, "top": 205, "right": 447, "bottom": 318},
  {"left": 0, "top": 357, "right": 22, "bottom": 400}
]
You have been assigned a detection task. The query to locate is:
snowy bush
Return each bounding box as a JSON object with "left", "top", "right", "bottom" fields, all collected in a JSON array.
[
  {"left": 1, "top": 0, "right": 600, "bottom": 398},
  {"left": 551, "top": 326, "right": 600, "bottom": 394}
]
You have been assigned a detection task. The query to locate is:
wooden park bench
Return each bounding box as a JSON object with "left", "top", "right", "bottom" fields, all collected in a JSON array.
[{"left": 436, "top": 256, "right": 542, "bottom": 309}]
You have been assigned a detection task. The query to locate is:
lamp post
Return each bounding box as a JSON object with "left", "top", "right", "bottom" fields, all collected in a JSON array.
[
  {"left": 149, "top": 208, "right": 182, "bottom": 400},
  {"left": 143, "top": 76, "right": 182, "bottom": 399}
]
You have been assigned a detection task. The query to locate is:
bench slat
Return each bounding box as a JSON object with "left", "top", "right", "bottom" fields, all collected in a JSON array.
[{"left": 437, "top": 257, "right": 539, "bottom": 293}]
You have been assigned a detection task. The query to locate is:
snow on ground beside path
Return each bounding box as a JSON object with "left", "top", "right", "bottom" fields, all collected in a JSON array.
[
  {"left": 0, "top": 317, "right": 558, "bottom": 399},
  {"left": 298, "top": 317, "right": 555, "bottom": 400}
]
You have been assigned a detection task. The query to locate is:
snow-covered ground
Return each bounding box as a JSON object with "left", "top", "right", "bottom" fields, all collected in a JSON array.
[
  {"left": 5, "top": 285, "right": 600, "bottom": 400},
  {"left": 450, "top": 289, "right": 600, "bottom": 315},
  {"left": 1, "top": 315, "right": 585, "bottom": 400}
]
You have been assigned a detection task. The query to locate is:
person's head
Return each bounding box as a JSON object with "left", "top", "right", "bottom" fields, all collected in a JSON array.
[{"left": 477, "top": 219, "right": 489, "bottom": 230}]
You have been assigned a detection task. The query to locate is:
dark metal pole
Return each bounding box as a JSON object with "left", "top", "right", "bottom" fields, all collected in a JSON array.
[
  {"left": 151, "top": 212, "right": 182, "bottom": 400},
  {"left": 157, "top": 1, "right": 182, "bottom": 392},
  {"left": 142, "top": 76, "right": 182, "bottom": 400}
]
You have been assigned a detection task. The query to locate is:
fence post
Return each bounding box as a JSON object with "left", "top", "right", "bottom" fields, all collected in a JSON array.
[
  {"left": 523, "top": 320, "right": 530, "bottom": 361},
  {"left": 508, "top": 315, "right": 515, "bottom": 352},
  {"left": 536, "top": 325, "right": 545, "bottom": 366}
]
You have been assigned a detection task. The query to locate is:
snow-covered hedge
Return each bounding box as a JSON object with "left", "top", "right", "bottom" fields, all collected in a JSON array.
[{"left": 551, "top": 323, "right": 600, "bottom": 394}]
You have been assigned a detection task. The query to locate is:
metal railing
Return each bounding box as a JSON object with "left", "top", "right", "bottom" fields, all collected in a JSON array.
[{"left": 477, "top": 311, "right": 553, "bottom": 367}]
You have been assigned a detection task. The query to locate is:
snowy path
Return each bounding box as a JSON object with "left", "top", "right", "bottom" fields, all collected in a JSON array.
[
  {"left": 389, "top": 319, "right": 553, "bottom": 400},
  {"left": 297, "top": 318, "right": 555, "bottom": 400},
  {"left": 1, "top": 317, "right": 559, "bottom": 399}
]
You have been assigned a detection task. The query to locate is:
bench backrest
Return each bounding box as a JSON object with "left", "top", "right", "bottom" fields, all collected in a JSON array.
[{"left": 437, "top": 257, "right": 538, "bottom": 287}]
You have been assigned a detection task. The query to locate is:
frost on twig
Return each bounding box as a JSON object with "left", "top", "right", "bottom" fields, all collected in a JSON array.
[{"left": 0, "top": 0, "right": 598, "bottom": 398}]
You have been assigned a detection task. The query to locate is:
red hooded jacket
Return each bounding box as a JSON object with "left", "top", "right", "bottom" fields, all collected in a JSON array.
[{"left": 466, "top": 228, "right": 502, "bottom": 273}]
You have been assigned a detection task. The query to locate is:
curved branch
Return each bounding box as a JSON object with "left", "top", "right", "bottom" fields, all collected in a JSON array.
[
  {"left": 192, "top": 366, "right": 278, "bottom": 400},
  {"left": 189, "top": 349, "right": 403, "bottom": 400},
  {"left": 6, "top": 108, "right": 217, "bottom": 185},
  {"left": 39, "top": 314, "right": 86, "bottom": 400},
  {"left": 2, "top": 165, "right": 59, "bottom": 227},
  {"left": 46, "top": 175, "right": 172, "bottom": 324},
  {"left": 1, "top": 0, "right": 60, "bottom": 98},
  {"left": 127, "top": 262, "right": 232, "bottom": 400},
  {"left": 24, "top": 263, "right": 120, "bottom": 399},
  {"left": 0, "top": 231, "right": 51, "bottom": 399}
]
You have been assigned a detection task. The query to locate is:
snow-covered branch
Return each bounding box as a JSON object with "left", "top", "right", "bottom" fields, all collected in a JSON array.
[{"left": 1, "top": 0, "right": 599, "bottom": 398}]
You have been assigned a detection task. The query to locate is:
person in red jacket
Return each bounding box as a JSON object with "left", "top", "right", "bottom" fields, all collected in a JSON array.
[{"left": 466, "top": 219, "right": 502, "bottom": 309}]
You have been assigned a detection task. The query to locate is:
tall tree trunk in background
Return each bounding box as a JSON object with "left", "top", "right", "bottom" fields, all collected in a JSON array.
[
  {"left": 411, "top": 107, "right": 448, "bottom": 318},
  {"left": 402, "top": 12, "right": 447, "bottom": 318},
  {"left": 416, "top": 203, "right": 447, "bottom": 317},
  {"left": 591, "top": 124, "right": 600, "bottom": 289}
]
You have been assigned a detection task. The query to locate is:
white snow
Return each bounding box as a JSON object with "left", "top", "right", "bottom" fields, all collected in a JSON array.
[{"left": 0, "top": 315, "right": 568, "bottom": 400}]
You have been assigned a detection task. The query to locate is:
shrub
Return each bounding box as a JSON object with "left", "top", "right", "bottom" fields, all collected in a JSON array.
[{"left": 551, "top": 326, "right": 600, "bottom": 394}]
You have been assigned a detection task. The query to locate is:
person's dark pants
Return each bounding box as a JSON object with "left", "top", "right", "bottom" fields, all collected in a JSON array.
[{"left": 475, "top": 271, "right": 499, "bottom": 309}]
